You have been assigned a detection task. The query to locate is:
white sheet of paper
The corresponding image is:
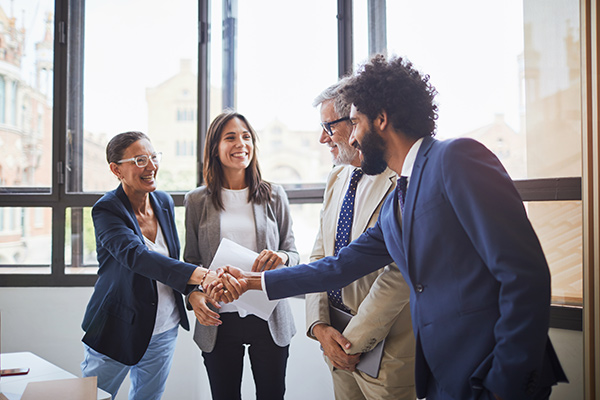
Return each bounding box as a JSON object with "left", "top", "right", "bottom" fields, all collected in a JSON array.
[{"left": 208, "top": 238, "right": 280, "bottom": 320}]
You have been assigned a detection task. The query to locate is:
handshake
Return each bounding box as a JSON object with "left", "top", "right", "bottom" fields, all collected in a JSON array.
[
  {"left": 203, "top": 265, "right": 249, "bottom": 303},
  {"left": 189, "top": 249, "right": 285, "bottom": 326}
]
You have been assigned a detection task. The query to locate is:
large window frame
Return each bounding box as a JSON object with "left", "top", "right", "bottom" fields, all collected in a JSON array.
[
  {"left": 0, "top": 0, "right": 595, "bottom": 336},
  {"left": 0, "top": 0, "right": 351, "bottom": 286}
]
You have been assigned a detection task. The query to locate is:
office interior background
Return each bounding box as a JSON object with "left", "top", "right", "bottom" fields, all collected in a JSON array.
[{"left": 0, "top": 0, "right": 599, "bottom": 398}]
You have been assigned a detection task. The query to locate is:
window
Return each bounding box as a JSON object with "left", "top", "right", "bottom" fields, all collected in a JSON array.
[
  {"left": 206, "top": 0, "right": 338, "bottom": 257},
  {"left": 0, "top": 0, "right": 53, "bottom": 191},
  {"left": 0, "top": 0, "right": 339, "bottom": 282},
  {"left": 177, "top": 108, "right": 196, "bottom": 122},
  {"left": 207, "top": 0, "right": 337, "bottom": 184},
  {"left": 376, "top": 0, "right": 583, "bottom": 308},
  {"left": 1, "top": 15, "right": 599, "bottom": 395},
  {"left": 82, "top": 0, "right": 199, "bottom": 194},
  {"left": 0, "top": 2, "right": 595, "bottom": 338},
  {"left": 0, "top": 75, "right": 5, "bottom": 123},
  {"left": 64, "top": 207, "right": 95, "bottom": 272},
  {"left": 0, "top": 207, "right": 51, "bottom": 270}
]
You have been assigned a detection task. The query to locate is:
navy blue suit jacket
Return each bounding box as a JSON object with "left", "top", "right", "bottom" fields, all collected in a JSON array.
[
  {"left": 265, "top": 136, "right": 567, "bottom": 399},
  {"left": 82, "top": 185, "right": 197, "bottom": 365}
]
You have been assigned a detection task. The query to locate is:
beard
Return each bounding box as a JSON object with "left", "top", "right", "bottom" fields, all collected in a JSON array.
[
  {"left": 357, "top": 122, "right": 388, "bottom": 175},
  {"left": 333, "top": 139, "right": 359, "bottom": 165}
]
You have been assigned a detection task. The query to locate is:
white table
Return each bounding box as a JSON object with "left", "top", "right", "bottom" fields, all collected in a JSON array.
[{"left": 0, "top": 352, "right": 111, "bottom": 400}]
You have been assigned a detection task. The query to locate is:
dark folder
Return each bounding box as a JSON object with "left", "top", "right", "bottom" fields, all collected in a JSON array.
[{"left": 328, "top": 305, "right": 385, "bottom": 378}]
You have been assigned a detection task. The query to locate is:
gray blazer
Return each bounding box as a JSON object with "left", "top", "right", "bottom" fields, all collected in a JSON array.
[{"left": 184, "top": 183, "right": 299, "bottom": 352}]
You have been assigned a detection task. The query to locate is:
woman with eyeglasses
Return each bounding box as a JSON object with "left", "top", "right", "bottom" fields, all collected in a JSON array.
[
  {"left": 184, "top": 111, "right": 298, "bottom": 400},
  {"left": 80, "top": 131, "right": 245, "bottom": 400}
]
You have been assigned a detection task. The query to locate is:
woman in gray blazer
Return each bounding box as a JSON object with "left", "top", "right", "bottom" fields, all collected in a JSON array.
[{"left": 184, "top": 110, "right": 298, "bottom": 400}]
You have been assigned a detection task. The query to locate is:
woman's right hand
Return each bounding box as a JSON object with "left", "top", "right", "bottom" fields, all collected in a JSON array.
[
  {"left": 205, "top": 268, "right": 248, "bottom": 303},
  {"left": 188, "top": 291, "right": 222, "bottom": 326}
]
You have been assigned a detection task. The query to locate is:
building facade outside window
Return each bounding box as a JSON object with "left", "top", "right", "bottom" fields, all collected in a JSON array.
[{"left": 0, "top": 0, "right": 591, "bottom": 318}]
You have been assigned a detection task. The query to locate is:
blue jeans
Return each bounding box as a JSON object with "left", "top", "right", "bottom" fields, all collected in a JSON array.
[{"left": 81, "top": 325, "right": 178, "bottom": 400}]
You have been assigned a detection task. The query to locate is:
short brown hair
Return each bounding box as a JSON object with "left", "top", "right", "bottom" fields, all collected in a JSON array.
[{"left": 106, "top": 131, "right": 150, "bottom": 164}]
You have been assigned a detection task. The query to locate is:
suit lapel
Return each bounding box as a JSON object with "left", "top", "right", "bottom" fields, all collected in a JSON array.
[
  {"left": 205, "top": 199, "right": 221, "bottom": 262},
  {"left": 389, "top": 177, "right": 404, "bottom": 245},
  {"left": 253, "top": 201, "right": 267, "bottom": 252},
  {"left": 150, "top": 193, "right": 176, "bottom": 258},
  {"left": 116, "top": 185, "right": 144, "bottom": 238},
  {"left": 322, "top": 169, "right": 348, "bottom": 254},
  {"left": 353, "top": 169, "right": 395, "bottom": 239},
  {"left": 403, "top": 136, "right": 434, "bottom": 258},
  {"left": 117, "top": 186, "right": 160, "bottom": 296}
]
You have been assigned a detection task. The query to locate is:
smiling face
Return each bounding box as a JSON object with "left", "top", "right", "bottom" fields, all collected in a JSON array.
[
  {"left": 111, "top": 138, "right": 159, "bottom": 197},
  {"left": 218, "top": 117, "right": 254, "bottom": 174},
  {"left": 319, "top": 100, "right": 360, "bottom": 166},
  {"left": 349, "top": 105, "right": 388, "bottom": 175}
]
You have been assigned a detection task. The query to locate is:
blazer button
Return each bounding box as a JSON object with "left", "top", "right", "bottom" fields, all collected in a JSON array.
[
  {"left": 415, "top": 284, "right": 424, "bottom": 293},
  {"left": 151, "top": 302, "right": 156, "bottom": 306}
]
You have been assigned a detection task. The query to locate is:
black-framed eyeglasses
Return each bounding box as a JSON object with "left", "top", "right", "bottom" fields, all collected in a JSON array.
[
  {"left": 320, "top": 116, "right": 350, "bottom": 136},
  {"left": 117, "top": 152, "right": 162, "bottom": 168}
]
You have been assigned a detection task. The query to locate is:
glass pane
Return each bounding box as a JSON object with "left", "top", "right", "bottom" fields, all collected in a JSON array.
[
  {"left": 527, "top": 201, "right": 582, "bottom": 306},
  {"left": 0, "top": 207, "right": 51, "bottom": 272},
  {"left": 208, "top": 3, "right": 224, "bottom": 119},
  {"left": 0, "top": 0, "right": 54, "bottom": 191},
  {"left": 81, "top": 0, "right": 198, "bottom": 193},
  {"left": 208, "top": 0, "right": 337, "bottom": 186},
  {"left": 386, "top": 0, "right": 581, "bottom": 180},
  {"left": 65, "top": 207, "right": 97, "bottom": 274},
  {"left": 66, "top": 205, "right": 187, "bottom": 275},
  {"left": 522, "top": 0, "right": 581, "bottom": 179},
  {"left": 289, "top": 203, "right": 323, "bottom": 263},
  {"left": 352, "top": 0, "right": 368, "bottom": 70},
  {"left": 174, "top": 205, "right": 185, "bottom": 261}
]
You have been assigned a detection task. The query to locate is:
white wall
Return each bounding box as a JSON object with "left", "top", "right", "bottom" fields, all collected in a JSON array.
[
  {"left": 0, "top": 287, "right": 581, "bottom": 399},
  {"left": 0, "top": 287, "right": 332, "bottom": 400},
  {"left": 548, "top": 327, "right": 583, "bottom": 399}
]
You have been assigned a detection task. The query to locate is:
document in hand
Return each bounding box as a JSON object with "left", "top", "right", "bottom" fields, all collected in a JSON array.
[
  {"left": 209, "top": 238, "right": 281, "bottom": 320},
  {"left": 329, "top": 305, "right": 386, "bottom": 378}
]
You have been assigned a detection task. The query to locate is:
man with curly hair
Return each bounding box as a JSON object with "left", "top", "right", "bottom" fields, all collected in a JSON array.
[
  {"left": 221, "top": 54, "right": 568, "bottom": 400},
  {"left": 306, "top": 78, "right": 415, "bottom": 399}
]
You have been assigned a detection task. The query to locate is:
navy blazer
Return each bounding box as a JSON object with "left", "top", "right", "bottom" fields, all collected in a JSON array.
[
  {"left": 265, "top": 136, "right": 567, "bottom": 399},
  {"left": 82, "top": 185, "right": 197, "bottom": 365}
]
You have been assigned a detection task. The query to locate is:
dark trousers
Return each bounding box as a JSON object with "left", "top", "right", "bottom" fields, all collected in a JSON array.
[
  {"left": 202, "top": 312, "right": 289, "bottom": 400},
  {"left": 426, "top": 375, "right": 553, "bottom": 400}
]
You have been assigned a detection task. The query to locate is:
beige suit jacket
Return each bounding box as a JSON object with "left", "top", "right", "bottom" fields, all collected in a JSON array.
[{"left": 306, "top": 165, "right": 415, "bottom": 387}]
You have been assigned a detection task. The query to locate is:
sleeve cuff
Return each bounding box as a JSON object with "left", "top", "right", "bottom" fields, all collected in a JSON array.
[
  {"left": 308, "top": 321, "right": 327, "bottom": 339},
  {"left": 185, "top": 285, "right": 202, "bottom": 311},
  {"left": 261, "top": 272, "right": 269, "bottom": 298}
]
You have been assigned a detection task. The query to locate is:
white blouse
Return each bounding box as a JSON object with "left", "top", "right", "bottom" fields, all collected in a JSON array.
[
  {"left": 219, "top": 187, "right": 258, "bottom": 317},
  {"left": 144, "top": 223, "right": 180, "bottom": 335}
]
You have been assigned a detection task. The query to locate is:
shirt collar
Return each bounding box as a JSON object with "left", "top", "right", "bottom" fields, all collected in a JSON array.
[
  {"left": 353, "top": 167, "right": 375, "bottom": 181},
  {"left": 400, "top": 137, "right": 424, "bottom": 178}
]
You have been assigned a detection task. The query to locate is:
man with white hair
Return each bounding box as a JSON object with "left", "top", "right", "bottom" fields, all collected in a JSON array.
[{"left": 306, "top": 79, "right": 415, "bottom": 400}]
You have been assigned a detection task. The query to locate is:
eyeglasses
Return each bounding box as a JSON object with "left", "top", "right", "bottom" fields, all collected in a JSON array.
[
  {"left": 320, "top": 116, "right": 350, "bottom": 136},
  {"left": 117, "top": 152, "right": 162, "bottom": 168}
]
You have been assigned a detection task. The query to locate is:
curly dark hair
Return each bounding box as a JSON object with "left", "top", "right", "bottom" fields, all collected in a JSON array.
[{"left": 341, "top": 54, "right": 438, "bottom": 139}]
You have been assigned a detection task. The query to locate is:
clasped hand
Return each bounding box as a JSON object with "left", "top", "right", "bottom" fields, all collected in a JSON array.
[
  {"left": 189, "top": 250, "right": 284, "bottom": 327},
  {"left": 206, "top": 249, "right": 283, "bottom": 300},
  {"left": 312, "top": 323, "right": 360, "bottom": 371},
  {"left": 188, "top": 267, "right": 247, "bottom": 327}
]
